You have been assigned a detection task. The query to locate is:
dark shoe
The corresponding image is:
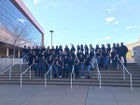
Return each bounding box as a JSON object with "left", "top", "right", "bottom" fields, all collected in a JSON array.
[{"left": 87, "top": 75, "right": 91, "bottom": 79}]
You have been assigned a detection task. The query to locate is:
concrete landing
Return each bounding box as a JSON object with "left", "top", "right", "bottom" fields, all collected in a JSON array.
[{"left": 0, "top": 85, "right": 139, "bottom": 105}]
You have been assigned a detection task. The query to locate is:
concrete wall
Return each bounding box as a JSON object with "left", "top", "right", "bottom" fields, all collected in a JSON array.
[{"left": 133, "top": 46, "right": 140, "bottom": 66}]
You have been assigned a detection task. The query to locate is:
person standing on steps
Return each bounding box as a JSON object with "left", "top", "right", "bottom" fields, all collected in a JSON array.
[
  {"left": 111, "top": 47, "right": 117, "bottom": 69},
  {"left": 74, "top": 57, "right": 80, "bottom": 78},
  {"left": 85, "top": 54, "right": 92, "bottom": 78},
  {"left": 119, "top": 42, "right": 128, "bottom": 67}
]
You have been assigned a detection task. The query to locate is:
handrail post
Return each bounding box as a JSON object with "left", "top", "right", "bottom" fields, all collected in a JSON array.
[
  {"left": 70, "top": 65, "right": 75, "bottom": 88},
  {"left": 73, "top": 71, "right": 75, "bottom": 80},
  {"left": 99, "top": 75, "right": 101, "bottom": 89},
  {"left": 44, "top": 64, "right": 53, "bottom": 87},
  {"left": 96, "top": 59, "right": 99, "bottom": 80},
  {"left": 29, "top": 66, "right": 31, "bottom": 79},
  {"left": 9, "top": 66, "right": 11, "bottom": 80},
  {"left": 117, "top": 56, "right": 133, "bottom": 89},
  {"left": 95, "top": 58, "right": 102, "bottom": 89},
  {"left": 72, "top": 65, "right": 75, "bottom": 80},
  {"left": 20, "top": 62, "right": 22, "bottom": 70},
  {"left": 123, "top": 67, "right": 125, "bottom": 80},
  {"left": 95, "top": 59, "right": 98, "bottom": 79},
  {"left": 12, "top": 55, "right": 14, "bottom": 64},
  {"left": 50, "top": 66, "right": 52, "bottom": 80},
  {"left": 45, "top": 74, "right": 47, "bottom": 87},
  {"left": 130, "top": 74, "right": 133, "bottom": 89},
  {"left": 19, "top": 64, "right": 33, "bottom": 87},
  {"left": 71, "top": 73, "right": 72, "bottom": 89},
  {"left": 20, "top": 74, "right": 22, "bottom": 87},
  {"left": 97, "top": 72, "right": 99, "bottom": 80}
]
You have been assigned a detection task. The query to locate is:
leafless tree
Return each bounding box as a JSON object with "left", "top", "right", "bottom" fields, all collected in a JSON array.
[
  {"left": 0, "top": 21, "right": 33, "bottom": 58},
  {"left": 11, "top": 25, "right": 32, "bottom": 57}
]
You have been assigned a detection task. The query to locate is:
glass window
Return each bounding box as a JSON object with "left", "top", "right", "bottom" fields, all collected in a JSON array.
[{"left": 0, "top": 0, "right": 42, "bottom": 46}]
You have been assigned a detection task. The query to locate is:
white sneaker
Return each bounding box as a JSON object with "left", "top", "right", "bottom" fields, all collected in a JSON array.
[{"left": 80, "top": 76, "right": 85, "bottom": 79}]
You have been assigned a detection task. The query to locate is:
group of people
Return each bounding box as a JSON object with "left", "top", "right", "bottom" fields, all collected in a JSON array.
[{"left": 22, "top": 42, "right": 128, "bottom": 79}]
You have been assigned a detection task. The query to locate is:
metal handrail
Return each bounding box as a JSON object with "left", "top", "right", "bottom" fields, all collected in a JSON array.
[
  {"left": 0, "top": 55, "right": 14, "bottom": 70},
  {"left": 0, "top": 58, "right": 21, "bottom": 80},
  {"left": 44, "top": 65, "right": 53, "bottom": 87},
  {"left": 95, "top": 58, "right": 102, "bottom": 89},
  {"left": 70, "top": 65, "right": 75, "bottom": 88},
  {"left": 117, "top": 56, "right": 133, "bottom": 89},
  {"left": 0, "top": 64, "right": 12, "bottom": 74},
  {"left": 9, "top": 59, "right": 23, "bottom": 80},
  {"left": 20, "top": 64, "right": 34, "bottom": 87},
  {"left": 133, "top": 51, "right": 140, "bottom": 57},
  {"left": 0, "top": 56, "right": 13, "bottom": 63},
  {"left": 0, "top": 64, "right": 13, "bottom": 80}
]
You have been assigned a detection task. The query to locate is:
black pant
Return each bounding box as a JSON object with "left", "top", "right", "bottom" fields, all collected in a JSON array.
[
  {"left": 74, "top": 65, "right": 79, "bottom": 77},
  {"left": 63, "top": 65, "right": 70, "bottom": 77}
]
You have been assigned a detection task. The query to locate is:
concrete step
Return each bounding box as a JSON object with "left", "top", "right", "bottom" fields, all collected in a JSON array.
[
  {"left": 0, "top": 80, "right": 139, "bottom": 87},
  {"left": 0, "top": 78, "right": 139, "bottom": 83},
  {"left": 1, "top": 74, "right": 139, "bottom": 79},
  {"left": 0, "top": 63, "right": 140, "bottom": 87}
]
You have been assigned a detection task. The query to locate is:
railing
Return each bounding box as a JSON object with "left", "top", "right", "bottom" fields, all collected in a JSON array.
[
  {"left": 20, "top": 64, "right": 34, "bottom": 87},
  {"left": 44, "top": 65, "right": 53, "bottom": 87},
  {"left": 133, "top": 51, "right": 140, "bottom": 57},
  {"left": 0, "top": 64, "right": 13, "bottom": 80},
  {"left": 9, "top": 59, "right": 23, "bottom": 80},
  {"left": 0, "top": 58, "right": 22, "bottom": 80},
  {"left": 0, "top": 55, "right": 14, "bottom": 71},
  {"left": 95, "top": 58, "right": 102, "bottom": 89},
  {"left": 70, "top": 65, "right": 75, "bottom": 88},
  {"left": 132, "top": 51, "right": 140, "bottom": 66},
  {"left": 117, "top": 56, "right": 133, "bottom": 89}
]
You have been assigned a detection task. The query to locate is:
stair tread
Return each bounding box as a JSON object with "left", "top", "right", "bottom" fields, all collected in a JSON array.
[{"left": 0, "top": 63, "right": 140, "bottom": 87}]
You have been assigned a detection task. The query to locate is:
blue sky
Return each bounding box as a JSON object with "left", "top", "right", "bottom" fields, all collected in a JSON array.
[{"left": 22, "top": 0, "right": 140, "bottom": 48}]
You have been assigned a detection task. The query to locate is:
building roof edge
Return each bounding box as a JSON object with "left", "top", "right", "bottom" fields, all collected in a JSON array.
[{"left": 11, "top": 0, "right": 44, "bottom": 35}]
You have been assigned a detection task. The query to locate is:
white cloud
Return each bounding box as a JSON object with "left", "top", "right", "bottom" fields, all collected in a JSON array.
[
  {"left": 105, "top": 17, "right": 116, "bottom": 23},
  {"left": 107, "top": 9, "right": 112, "bottom": 12},
  {"left": 95, "top": 36, "right": 112, "bottom": 42},
  {"left": 107, "top": 0, "right": 127, "bottom": 12},
  {"left": 18, "top": 18, "right": 26, "bottom": 24},
  {"left": 107, "top": 2, "right": 119, "bottom": 12},
  {"left": 25, "top": 3, "right": 29, "bottom": 8},
  {"left": 54, "top": 3, "right": 57, "bottom": 7},
  {"left": 105, "top": 17, "right": 119, "bottom": 25},
  {"left": 52, "top": 0, "right": 57, "bottom": 7},
  {"left": 104, "top": 36, "right": 112, "bottom": 40},
  {"left": 48, "top": 0, "right": 57, "bottom": 7},
  {"left": 43, "top": 0, "right": 57, "bottom": 8},
  {"left": 114, "top": 21, "right": 119, "bottom": 24},
  {"left": 33, "top": 0, "right": 39, "bottom": 5},
  {"left": 126, "top": 25, "right": 139, "bottom": 30}
]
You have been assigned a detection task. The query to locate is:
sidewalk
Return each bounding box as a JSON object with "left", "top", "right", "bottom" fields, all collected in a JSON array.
[
  {"left": 0, "top": 85, "right": 139, "bottom": 105},
  {"left": 0, "top": 85, "right": 140, "bottom": 105},
  {"left": 87, "top": 87, "right": 140, "bottom": 105}
]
